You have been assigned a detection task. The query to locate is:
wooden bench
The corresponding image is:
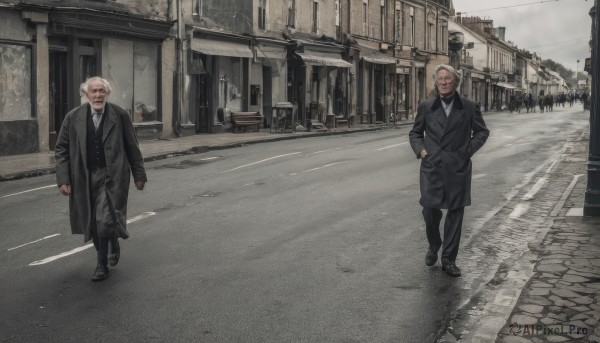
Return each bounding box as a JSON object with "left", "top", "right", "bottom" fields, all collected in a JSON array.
[
  {"left": 335, "top": 115, "right": 349, "bottom": 128},
  {"left": 230, "top": 111, "right": 263, "bottom": 133}
]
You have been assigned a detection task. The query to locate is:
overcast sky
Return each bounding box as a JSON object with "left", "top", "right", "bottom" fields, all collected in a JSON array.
[{"left": 451, "top": 0, "right": 593, "bottom": 73}]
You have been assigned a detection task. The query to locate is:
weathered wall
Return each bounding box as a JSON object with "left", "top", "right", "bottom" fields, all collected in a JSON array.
[
  {"left": 295, "top": 0, "right": 337, "bottom": 38},
  {"left": 0, "top": 121, "right": 39, "bottom": 156}
]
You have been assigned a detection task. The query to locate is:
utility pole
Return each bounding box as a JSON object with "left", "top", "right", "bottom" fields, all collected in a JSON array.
[{"left": 584, "top": 0, "right": 600, "bottom": 216}]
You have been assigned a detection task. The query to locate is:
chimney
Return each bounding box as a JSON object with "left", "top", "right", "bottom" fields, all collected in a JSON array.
[{"left": 498, "top": 26, "right": 506, "bottom": 41}]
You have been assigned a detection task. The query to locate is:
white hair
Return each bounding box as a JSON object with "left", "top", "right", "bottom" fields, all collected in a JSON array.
[
  {"left": 80, "top": 76, "right": 112, "bottom": 96},
  {"left": 434, "top": 64, "right": 461, "bottom": 90}
]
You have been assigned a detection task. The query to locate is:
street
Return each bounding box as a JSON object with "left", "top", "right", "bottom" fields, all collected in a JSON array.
[{"left": 0, "top": 106, "right": 590, "bottom": 342}]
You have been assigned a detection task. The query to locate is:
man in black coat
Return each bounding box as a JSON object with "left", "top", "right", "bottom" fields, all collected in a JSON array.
[
  {"left": 409, "top": 64, "right": 490, "bottom": 277},
  {"left": 55, "top": 77, "right": 147, "bottom": 281}
]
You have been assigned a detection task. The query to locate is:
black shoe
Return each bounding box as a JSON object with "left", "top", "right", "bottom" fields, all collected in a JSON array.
[
  {"left": 91, "top": 265, "right": 109, "bottom": 281},
  {"left": 442, "top": 262, "right": 461, "bottom": 277},
  {"left": 425, "top": 248, "right": 438, "bottom": 266},
  {"left": 108, "top": 238, "right": 120, "bottom": 267}
]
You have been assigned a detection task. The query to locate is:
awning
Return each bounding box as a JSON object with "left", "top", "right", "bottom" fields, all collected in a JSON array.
[
  {"left": 496, "top": 81, "right": 516, "bottom": 89},
  {"left": 255, "top": 47, "right": 286, "bottom": 60},
  {"left": 362, "top": 55, "right": 396, "bottom": 65},
  {"left": 297, "top": 52, "right": 351, "bottom": 68},
  {"left": 191, "top": 38, "right": 253, "bottom": 58}
]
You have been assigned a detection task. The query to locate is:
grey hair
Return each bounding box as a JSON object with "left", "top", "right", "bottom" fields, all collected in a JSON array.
[
  {"left": 434, "top": 64, "right": 461, "bottom": 91},
  {"left": 80, "top": 76, "right": 112, "bottom": 96}
]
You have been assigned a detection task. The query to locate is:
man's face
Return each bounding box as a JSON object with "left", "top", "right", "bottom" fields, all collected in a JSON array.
[
  {"left": 85, "top": 80, "right": 108, "bottom": 112},
  {"left": 436, "top": 69, "right": 456, "bottom": 97}
]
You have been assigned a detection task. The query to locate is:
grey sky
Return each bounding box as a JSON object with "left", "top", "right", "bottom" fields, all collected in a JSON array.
[{"left": 451, "top": 0, "right": 593, "bottom": 73}]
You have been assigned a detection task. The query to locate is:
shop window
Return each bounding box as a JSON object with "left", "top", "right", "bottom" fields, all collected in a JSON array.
[
  {"left": 218, "top": 57, "right": 244, "bottom": 113},
  {"left": 0, "top": 44, "right": 32, "bottom": 121},
  {"left": 104, "top": 39, "right": 159, "bottom": 123}
]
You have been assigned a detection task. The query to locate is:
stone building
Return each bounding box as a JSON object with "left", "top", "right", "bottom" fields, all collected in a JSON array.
[
  {"left": 450, "top": 14, "right": 520, "bottom": 110},
  {"left": 0, "top": 0, "right": 174, "bottom": 156},
  {"left": 0, "top": 0, "right": 453, "bottom": 157},
  {"left": 342, "top": 0, "right": 450, "bottom": 124}
]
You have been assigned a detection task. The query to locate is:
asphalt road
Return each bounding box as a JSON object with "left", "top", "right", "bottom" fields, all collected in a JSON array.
[{"left": 0, "top": 105, "right": 590, "bottom": 342}]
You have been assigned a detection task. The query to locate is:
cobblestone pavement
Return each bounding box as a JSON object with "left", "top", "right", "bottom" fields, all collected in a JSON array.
[
  {"left": 430, "top": 126, "right": 599, "bottom": 343},
  {"left": 495, "top": 127, "right": 600, "bottom": 342}
]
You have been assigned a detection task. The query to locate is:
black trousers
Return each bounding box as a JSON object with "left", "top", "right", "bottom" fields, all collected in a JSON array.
[
  {"left": 89, "top": 167, "right": 115, "bottom": 267},
  {"left": 422, "top": 207, "right": 465, "bottom": 265}
]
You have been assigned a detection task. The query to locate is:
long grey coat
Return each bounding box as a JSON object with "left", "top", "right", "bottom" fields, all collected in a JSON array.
[
  {"left": 409, "top": 94, "right": 489, "bottom": 210},
  {"left": 55, "top": 102, "right": 147, "bottom": 242}
]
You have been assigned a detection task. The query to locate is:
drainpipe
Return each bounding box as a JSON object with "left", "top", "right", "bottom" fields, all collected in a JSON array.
[{"left": 173, "top": 0, "right": 184, "bottom": 137}]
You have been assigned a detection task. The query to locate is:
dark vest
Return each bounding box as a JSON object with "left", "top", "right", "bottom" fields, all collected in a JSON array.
[{"left": 86, "top": 109, "right": 107, "bottom": 170}]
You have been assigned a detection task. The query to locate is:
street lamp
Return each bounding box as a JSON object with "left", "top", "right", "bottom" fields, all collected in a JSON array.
[
  {"left": 577, "top": 59, "right": 580, "bottom": 89},
  {"left": 584, "top": 0, "right": 600, "bottom": 216}
]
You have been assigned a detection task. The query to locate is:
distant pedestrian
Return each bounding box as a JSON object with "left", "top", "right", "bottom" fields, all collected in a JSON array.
[
  {"left": 545, "top": 93, "right": 554, "bottom": 112},
  {"left": 527, "top": 93, "right": 535, "bottom": 113},
  {"left": 538, "top": 90, "right": 545, "bottom": 113},
  {"left": 516, "top": 93, "right": 523, "bottom": 113},
  {"left": 582, "top": 92, "right": 589, "bottom": 110},
  {"left": 409, "top": 64, "right": 490, "bottom": 277},
  {"left": 569, "top": 93, "right": 575, "bottom": 107},
  {"left": 55, "top": 76, "right": 147, "bottom": 282}
]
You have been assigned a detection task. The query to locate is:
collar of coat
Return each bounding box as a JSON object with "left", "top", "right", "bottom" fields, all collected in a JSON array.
[
  {"left": 431, "top": 92, "right": 465, "bottom": 111},
  {"left": 76, "top": 102, "right": 120, "bottom": 146}
]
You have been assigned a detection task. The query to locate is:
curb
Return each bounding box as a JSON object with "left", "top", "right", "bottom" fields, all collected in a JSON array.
[{"left": 1, "top": 124, "right": 410, "bottom": 182}]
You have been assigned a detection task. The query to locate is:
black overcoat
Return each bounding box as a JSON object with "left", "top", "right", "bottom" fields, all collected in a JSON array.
[
  {"left": 55, "top": 102, "right": 147, "bottom": 242},
  {"left": 409, "top": 94, "right": 489, "bottom": 210}
]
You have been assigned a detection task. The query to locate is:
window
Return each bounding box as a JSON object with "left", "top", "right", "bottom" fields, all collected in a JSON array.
[
  {"left": 363, "top": 1, "right": 368, "bottom": 36},
  {"left": 104, "top": 39, "right": 159, "bottom": 123},
  {"left": 193, "top": 0, "right": 204, "bottom": 16},
  {"left": 409, "top": 7, "right": 415, "bottom": 46},
  {"left": 429, "top": 23, "right": 435, "bottom": 50},
  {"left": 381, "top": 3, "right": 386, "bottom": 40},
  {"left": 0, "top": 44, "right": 32, "bottom": 121},
  {"left": 395, "top": 1, "right": 401, "bottom": 43},
  {"left": 258, "top": 0, "right": 267, "bottom": 30},
  {"left": 217, "top": 57, "right": 244, "bottom": 113},
  {"left": 312, "top": 1, "right": 319, "bottom": 33},
  {"left": 287, "top": 0, "right": 296, "bottom": 27},
  {"left": 440, "top": 24, "right": 447, "bottom": 52}
]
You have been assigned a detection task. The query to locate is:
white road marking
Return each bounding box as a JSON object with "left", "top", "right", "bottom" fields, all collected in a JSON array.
[
  {"left": 473, "top": 174, "right": 487, "bottom": 180},
  {"left": 1, "top": 185, "right": 55, "bottom": 199},
  {"left": 29, "top": 244, "right": 93, "bottom": 266},
  {"left": 289, "top": 161, "right": 350, "bottom": 175},
  {"left": 509, "top": 203, "right": 530, "bottom": 219},
  {"left": 218, "top": 152, "right": 301, "bottom": 174},
  {"left": 200, "top": 156, "right": 220, "bottom": 161},
  {"left": 307, "top": 147, "right": 346, "bottom": 156},
  {"left": 545, "top": 160, "right": 559, "bottom": 174},
  {"left": 7, "top": 233, "right": 61, "bottom": 251},
  {"left": 376, "top": 142, "right": 408, "bottom": 151},
  {"left": 29, "top": 212, "right": 156, "bottom": 266},
  {"left": 521, "top": 176, "right": 548, "bottom": 201}
]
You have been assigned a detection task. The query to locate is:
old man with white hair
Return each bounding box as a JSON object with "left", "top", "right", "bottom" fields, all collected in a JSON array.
[
  {"left": 55, "top": 76, "right": 147, "bottom": 281},
  {"left": 409, "top": 64, "right": 490, "bottom": 277}
]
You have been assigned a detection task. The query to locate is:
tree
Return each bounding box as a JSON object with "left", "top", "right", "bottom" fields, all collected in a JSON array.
[{"left": 541, "top": 58, "right": 576, "bottom": 86}]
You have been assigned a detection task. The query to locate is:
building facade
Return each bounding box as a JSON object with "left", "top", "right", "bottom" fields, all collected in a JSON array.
[
  {"left": 0, "top": 0, "right": 174, "bottom": 156},
  {"left": 0, "top": 0, "right": 452, "bottom": 157}
]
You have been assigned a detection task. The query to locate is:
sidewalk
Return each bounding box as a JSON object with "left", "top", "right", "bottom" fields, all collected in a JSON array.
[
  {"left": 494, "top": 128, "right": 600, "bottom": 342},
  {"left": 0, "top": 122, "right": 411, "bottom": 181}
]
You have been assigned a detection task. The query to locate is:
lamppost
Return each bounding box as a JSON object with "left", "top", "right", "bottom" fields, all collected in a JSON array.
[
  {"left": 584, "top": 0, "right": 600, "bottom": 216},
  {"left": 577, "top": 59, "right": 580, "bottom": 89}
]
